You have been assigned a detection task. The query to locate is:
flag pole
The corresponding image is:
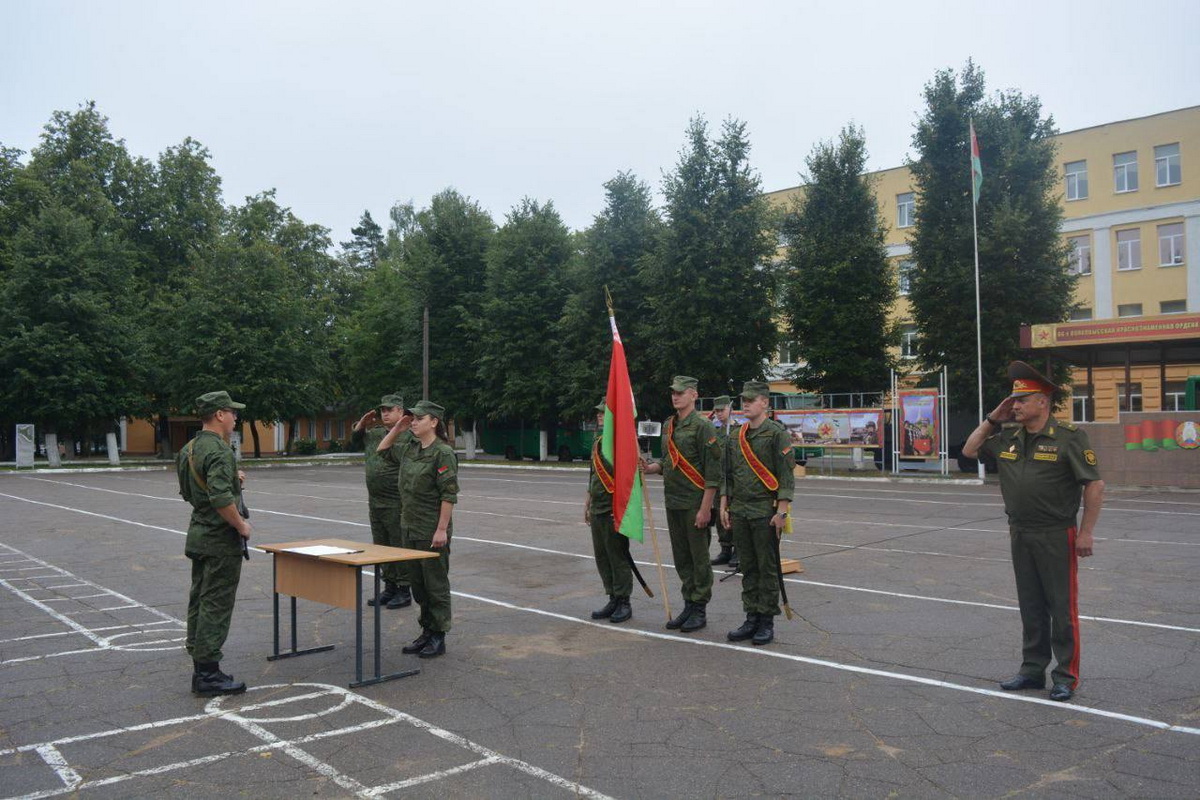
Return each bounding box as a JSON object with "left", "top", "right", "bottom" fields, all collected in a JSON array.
[
  {"left": 970, "top": 119, "right": 985, "bottom": 481},
  {"left": 638, "top": 472, "right": 672, "bottom": 621}
]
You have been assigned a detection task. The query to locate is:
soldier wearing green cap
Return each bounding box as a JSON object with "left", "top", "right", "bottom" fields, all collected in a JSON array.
[
  {"left": 177, "top": 391, "right": 251, "bottom": 696},
  {"left": 350, "top": 394, "right": 413, "bottom": 609},
  {"left": 708, "top": 395, "right": 738, "bottom": 569},
  {"left": 721, "top": 380, "right": 794, "bottom": 647},
  {"left": 379, "top": 399, "right": 458, "bottom": 658},
  {"left": 641, "top": 375, "right": 722, "bottom": 632},
  {"left": 585, "top": 401, "right": 633, "bottom": 623}
]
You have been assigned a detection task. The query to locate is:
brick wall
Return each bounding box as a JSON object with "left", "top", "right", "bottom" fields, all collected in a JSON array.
[{"left": 1082, "top": 411, "right": 1200, "bottom": 488}]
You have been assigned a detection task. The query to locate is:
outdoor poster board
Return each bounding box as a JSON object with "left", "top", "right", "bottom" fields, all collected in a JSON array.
[
  {"left": 729, "top": 409, "right": 883, "bottom": 448},
  {"left": 898, "top": 388, "right": 939, "bottom": 459},
  {"left": 15, "top": 424, "right": 35, "bottom": 467}
]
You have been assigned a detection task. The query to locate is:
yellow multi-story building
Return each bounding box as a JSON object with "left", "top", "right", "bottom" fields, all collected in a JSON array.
[{"left": 765, "top": 105, "right": 1200, "bottom": 421}]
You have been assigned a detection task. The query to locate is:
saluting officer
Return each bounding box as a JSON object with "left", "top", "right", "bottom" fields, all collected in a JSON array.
[
  {"left": 585, "top": 401, "right": 633, "bottom": 624},
  {"left": 350, "top": 394, "right": 412, "bottom": 609},
  {"left": 642, "top": 375, "right": 722, "bottom": 632},
  {"left": 709, "top": 395, "right": 738, "bottom": 569},
  {"left": 963, "top": 361, "right": 1105, "bottom": 702},
  {"left": 721, "top": 381, "right": 794, "bottom": 646},
  {"left": 178, "top": 390, "right": 251, "bottom": 696}
]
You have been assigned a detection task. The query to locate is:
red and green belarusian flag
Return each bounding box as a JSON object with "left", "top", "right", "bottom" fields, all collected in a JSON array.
[
  {"left": 970, "top": 119, "right": 983, "bottom": 206},
  {"left": 602, "top": 310, "right": 644, "bottom": 542}
]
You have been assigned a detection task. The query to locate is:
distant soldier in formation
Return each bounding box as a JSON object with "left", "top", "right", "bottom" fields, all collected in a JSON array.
[
  {"left": 721, "top": 381, "right": 794, "bottom": 647},
  {"left": 350, "top": 394, "right": 413, "bottom": 610},
  {"left": 585, "top": 401, "right": 633, "bottom": 624},
  {"left": 641, "top": 376, "right": 721, "bottom": 633},
  {"left": 708, "top": 395, "right": 738, "bottom": 570}
]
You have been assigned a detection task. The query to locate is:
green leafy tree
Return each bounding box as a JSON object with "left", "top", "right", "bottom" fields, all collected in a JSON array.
[
  {"left": 640, "top": 116, "right": 779, "bottom": 417},
  {"left": 781, "top": 125, "right": 896, "bottom": 394},
  {"left": 557, "top": 172, "right": 662, "bottom": 418},
  {"left": 907, "top": 62, "right": 1074, "bottom": 413},
  {"left": 342, "top": 260, "right": 421, "bottom": 412}
]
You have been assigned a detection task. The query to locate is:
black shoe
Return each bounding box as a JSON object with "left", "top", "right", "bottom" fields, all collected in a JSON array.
[
  {"left": 711, "top": 546, "right": 732, "bottom": 566},
  {"left": 728, "top": 553, "right": 740, "bottom": 570},
  {"left": 727, "top": 614, "right": 759, "bottom": 642},
  {"left": 999, "top": 674, "right": 1045, "bottom": 691},
  {"left": 402, "top": 629, "right": 433, "bottom": 654},
  {"left": 751, "top": 616, "right": 774, "bottom": 646},
  {"left": 1049, "top": 683, "right": 1074, "bottom": 702},
  {"left": 591, "top": 595, "right": 618, "bottom": 619},
  {"left": 680, "top": 604, "right": 707, "bottom": 632},
  {"left": 387, "top": 585, "right": 412, "bottom": 609},
  {"left": 609, "top": 597, "right": 632, "bottom": 624},
  {"left": 192, "top": 662, "right": 246, "bottom": 696},
  {"left": 368, "top": 583, "right": 399, "bottom": 607},
  {"left": 417, "top": 632, "right": 446, "bottom": 658},
  {"left": 665, "top": 603, "right": 694, "bottom": 630}
]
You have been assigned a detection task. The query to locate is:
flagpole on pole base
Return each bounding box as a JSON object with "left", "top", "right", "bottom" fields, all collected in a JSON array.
[{"left": 639, "top": 472, "right": 672, "bottom": 622}]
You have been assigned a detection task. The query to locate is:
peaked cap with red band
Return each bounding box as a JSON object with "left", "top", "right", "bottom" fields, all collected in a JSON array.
[{"left": 1007, "top": 361, "right": 1057, "bottom": 398}]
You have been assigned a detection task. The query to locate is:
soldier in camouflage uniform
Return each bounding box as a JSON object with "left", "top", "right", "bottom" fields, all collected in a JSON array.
[
  {"left": 709, "top": 395, "right": 738, "bottom": 569},
  {"left": 177, "top": 391, "right": 252, "bottom": 696},
  {"left": 585, "top": 401, "right": 633, "bottom": 624},
  {"left": 350, "top": 394, "right": 412, "bottom": 609},
  {"left": 964, "top": 361, "right": 1105, "bottom": 703}
]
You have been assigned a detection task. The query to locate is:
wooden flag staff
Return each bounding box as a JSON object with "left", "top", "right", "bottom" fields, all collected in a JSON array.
[{"left": 638, "top": 471, "right": 672, "bottom": 622}]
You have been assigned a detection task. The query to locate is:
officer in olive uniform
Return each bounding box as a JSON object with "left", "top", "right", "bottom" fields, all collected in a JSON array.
[
  {"left": 350, "top": 394, "right": 412, "bottom": 609},
  {"left": 963, "top": 361, "right": 1105, "bottom": 702},
  {"left": 709, "top": 395, "right": 738, "bottom": 569},
  {"left": 721, "top": 381, "right": 795, "bottom": 646},
  {"left": 642, "top": 376, "right": 722, "bottom": 632},
  {"left": 177, "top": 391, "right": 252, "bottom": 696},
  {"left": 585, "top": 401, "right": 634, "bottom": 624},
  {"left": 379, "top": 400, "right": 458, "bottom": 658}
]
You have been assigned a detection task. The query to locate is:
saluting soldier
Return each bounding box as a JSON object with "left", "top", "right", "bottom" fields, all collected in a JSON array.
[
  {"left": 585, "top": 401, "right": 633, "bottom": 623},
  {"left": 379, "top": 400, "right": 458, "bottom": 658},
  {"left": 178, "top": 390, "right": 252, "bottom": 696},
  {"left": 709, "top": 395, "right": 738, "bottom": 569},
  {"left": 642, "top": 375, "right": 722, "bottom": 632},
  {"left": 963, "top": 361, "right": 1105, "bottom": 702},
  {"left": 721, "top": 381, "right": 794, "bottom": 646},
  {"left": 350, "top": 394, "right": 412, "bottom": 610}
]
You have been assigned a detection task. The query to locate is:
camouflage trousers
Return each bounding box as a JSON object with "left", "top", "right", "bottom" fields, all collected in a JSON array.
[
  {"left": 185, "top": 551, "right": 243, "bottom": 663},
  {"left": 368, "top": 502, "right": 407, "bottom": 587}
]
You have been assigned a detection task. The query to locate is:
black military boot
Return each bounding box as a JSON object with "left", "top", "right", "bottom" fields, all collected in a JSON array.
[
  {"left": 728, "top": 549, "right": 740, "bottom": 570},
  {"left": 192, "top": 661, "right": 246, "bottom": 696},
  {"left": 680, "top": 603, "right": 707, "bottom": 632},
  {"left": 368, "top": 582, "right": 399, "bottom": 607},
  {"left": 591, "top": 595, "right": 618, "bottom": 619},
  {"left": 609, "top": 597, "right": 632, "bottom": 624},
  {"left": 752, "top": 615, "right": 775, "bottom": 646},
  {"left": 711, "top": 546, "right": 733, "bottom": 566},
  {"left": 417, "top": 631, "right": 446, "bottom": 658},
  {"left": 727, "top": 613, "right": 759, "bottom": 642},
  {"left": 665, "top": 602, "right": 693, "bottom": 630},
  {"left": 402, "top": 628, "right": 433, "bottom": 654},
  {"left": 387, "top": 584, "right": 413, "bottom": 609}
]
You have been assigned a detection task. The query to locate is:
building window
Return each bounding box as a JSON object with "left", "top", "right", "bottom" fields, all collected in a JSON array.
[
  {"left": 1164, "top": 381, "right": 1187, "bottom": 411},
  {"left": 1069, "top": 307, "right": 1093, "bottom": 321},
  {"left": 338, "top": 419, "right": 346, "bottom": 439},
  {"left": 1161, "top": 299, "right": 1187, "bottom": 314},
  {"left": 777, "top": 341, "right": 795, "bottom": 365},
  {"left": 1067, "top": 235, "right": 1091, "bottom": 275},
  {"left": 1113, "top": 151, "right": 1138, "bottom": 193},
  {"left": 1158, "top": 223, "right": 1185, "bottom": 266},
  {"left": 323, "top": 418, "right": 331, "bottom": 440},
  {"left": 898, "top": 260, "right": 915, "bottom": 295},
  {"left": 897, "top": 193, "right": 915, "bottom": 228},
  {"left": 1071, "top": 386, "right": 1093, "bottom": 422},
  {"left": 1117, "top": 303, "right": 1143, "bottom": 317},
  {"left": 1117, "top": 383, "right": 1143, "bottom": 413},
  {"left": 900, "top": 324, "right": 918, "bottom": 359},
  {"left": 1064, "top": 160, "right": 1088, "bottom": 200},
  {"left": 1155, "top": 143, "right": 1181, "bottom": 187},
  {"left": 307, "top": 420, "right": 316, "bottom": 439},
  {"left": 1116, "top": 229, "right": 1141, "bottom": 271}
]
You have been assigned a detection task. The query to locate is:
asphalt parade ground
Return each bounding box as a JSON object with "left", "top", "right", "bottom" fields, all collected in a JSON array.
[{"left": 1, "top": 464, "right": 1198, "bottom": 799}]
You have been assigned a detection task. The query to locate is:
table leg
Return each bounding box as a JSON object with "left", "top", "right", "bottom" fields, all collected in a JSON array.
[
  {"left": 267, "top": 555, "right": 335, "bottom": 662},
  {"left": 354, "top": 567, "right": 363, "bottom": 685}
]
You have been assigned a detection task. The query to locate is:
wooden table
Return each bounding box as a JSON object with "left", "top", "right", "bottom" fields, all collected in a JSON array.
[{"left": 258, "top": 538, "right": 440, "bottom": 688}]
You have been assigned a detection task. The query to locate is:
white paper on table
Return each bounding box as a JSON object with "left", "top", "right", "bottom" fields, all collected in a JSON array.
[{"left": 282, "top": 545, "right": 363, "bottom": 556}]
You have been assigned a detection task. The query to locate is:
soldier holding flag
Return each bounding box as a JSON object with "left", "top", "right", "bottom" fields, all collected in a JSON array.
[{"left": 584, "top": 401, "right": 633, "bottom": 624}]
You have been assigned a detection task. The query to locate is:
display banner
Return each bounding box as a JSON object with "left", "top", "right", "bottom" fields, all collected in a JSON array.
[
  {"left": 15, "top": 424, "right": 35, "bottom": 468},
  {"left": 898, "top": 388, "right": 940, "bottom": 459},
  {"left": 732, "top": 409, "right": 883, "bottom": 448}
]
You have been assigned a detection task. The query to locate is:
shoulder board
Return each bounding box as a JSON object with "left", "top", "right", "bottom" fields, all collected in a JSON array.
[{"left": 1058, "top": 421, "right": 1077, "bottom": 431}]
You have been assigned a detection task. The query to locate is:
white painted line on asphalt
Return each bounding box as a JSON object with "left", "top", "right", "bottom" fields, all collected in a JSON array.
[{"left": 797, "top": 490, "right": 1200, "bottom": 517}]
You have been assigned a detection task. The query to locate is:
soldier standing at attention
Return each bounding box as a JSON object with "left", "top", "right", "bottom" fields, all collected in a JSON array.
[
  {"left": 642, "top": 376, "right": 722, "bottom": 632},
  {"left": 350, "top": 394, "right": 412, "bottom": 610},
  {"left": 962, "top": 361, "right": 1105, "bottom": 702},
  {"left": 585, "top": 401, "right": 633, "bottom": 624},
  {"left": 378, "top": 400, "right": 458, "bottom": 658},
  {"left": 709, "top": 395, "right": 738, "bottom": 570},
  {"left": 721, "top": 381, "right": 794, "bottom": 646},
  {"left": 178, "top": 391, "right": 252, "bottom": 696}
]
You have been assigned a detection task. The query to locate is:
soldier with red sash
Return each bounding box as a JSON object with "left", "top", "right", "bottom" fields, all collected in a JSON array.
[
  {"left": 709, "top": 395, "right": 738, "bottom": 569},
  {"left": 584, "top": 401, "right": 633, "bottom": 624},
  {"left": 642, "top": 375, "right": 722, "bottom": 632},
  {"left": 720, "top": 380, "right": 794, "bottom": 646}
]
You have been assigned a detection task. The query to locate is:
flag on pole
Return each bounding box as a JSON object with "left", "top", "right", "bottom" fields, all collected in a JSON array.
[
  {"left": 602, "top": 299, "right": 645, "bottom": 542},
  {"left": 970, "top": 120, "right": 983, "bottom": 206}
]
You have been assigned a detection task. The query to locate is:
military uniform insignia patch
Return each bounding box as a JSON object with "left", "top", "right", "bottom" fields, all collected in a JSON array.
[
  {"left": 437, "top": 465, "right": 449, "bottom": 475},
  {"left": 1084, "top": 449, "right": 1098, "bottom": 466}
]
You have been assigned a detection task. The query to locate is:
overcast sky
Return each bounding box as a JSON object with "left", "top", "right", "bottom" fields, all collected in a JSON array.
[{"left": 3, "top": 0, "right": 1198, "bottom": 246}]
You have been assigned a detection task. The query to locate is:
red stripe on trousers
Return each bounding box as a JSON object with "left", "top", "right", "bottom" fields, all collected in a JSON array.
[{"left": 1067, "top": 525, "right": 1080, "bottom": 689}]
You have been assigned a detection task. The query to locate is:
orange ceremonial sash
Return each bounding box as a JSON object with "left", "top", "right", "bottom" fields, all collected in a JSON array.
[
  {"left": 739, "top": 423, "right": 779, "bottom": 492},
  {"left": 592, "top": 439, "right": 614, "bottom": 494},
  {"left": 665, "top": 416, "right": 706, "bottom": 490}
]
